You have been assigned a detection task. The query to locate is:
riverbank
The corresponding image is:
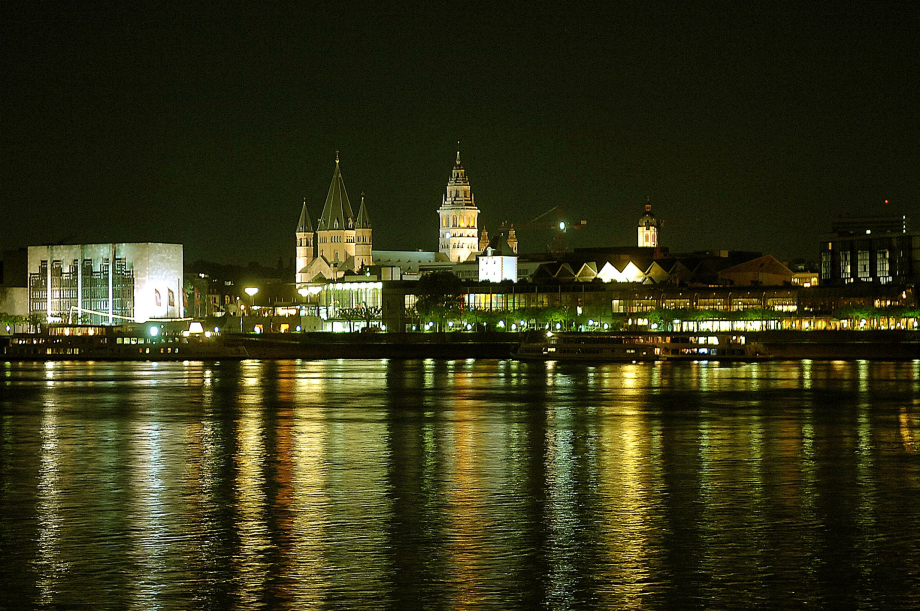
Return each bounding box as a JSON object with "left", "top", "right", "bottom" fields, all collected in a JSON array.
[{"left": 3, "top": 329, "right": 920, "bottom": 361}]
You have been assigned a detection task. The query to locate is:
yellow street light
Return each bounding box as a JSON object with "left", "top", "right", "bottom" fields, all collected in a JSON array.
[{"left": 244, "top": 287, "right": 259, "bottom": 308}]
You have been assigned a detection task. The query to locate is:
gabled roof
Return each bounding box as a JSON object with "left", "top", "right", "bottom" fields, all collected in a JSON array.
[
  {"left": 483, "top": 233, "right": 516, "bottom": 257},
  {"left": 355, "top": 193, "right": 371, "bottom": 229},
  {"left": 554, "top": 263, "right": 576, "bottom": 280},
  {"left": 296, "top": 199, "right": 313, "bottom": 233},
  {"left": 317, "top": 154, "right": 355, "bottom": 232},
  {"left": 574, "top": 262, "right": 598, "bottom": 282},
  {"left": 718, "top": 255, "right": 794, "bottom": 286}
]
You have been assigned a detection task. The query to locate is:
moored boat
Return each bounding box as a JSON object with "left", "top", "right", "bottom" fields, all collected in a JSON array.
[
  {"left": 656, "top": 333, "right": 770, "bottom": 361},
  {"left": 512, "top": 331, "right": 659, "bottom": 361},
  {"left": 2, "top": 324, "right": 248, "bottom": 361},
  {"left": 512, "top": 331, "right": 770, "bottom": 362}
]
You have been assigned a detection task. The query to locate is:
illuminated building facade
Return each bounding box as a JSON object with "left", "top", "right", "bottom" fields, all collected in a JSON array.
[
  {"left": 437, "top": 150, "right": 480, "bottom": 262},
  {"left": 638, "top": 198, "right": 660, "bottom": 248},
  {"left": 478, "top": 234, "right": 518, "bottom": 282},
  {"left": 820, "top": 215, "right": 919, "bottom": 286},
  {"left": 27, "top": 243, "right": 184, "bottom": 324},
  {"left": 296, "top": 154, "right": 374, "bottom": 284}
]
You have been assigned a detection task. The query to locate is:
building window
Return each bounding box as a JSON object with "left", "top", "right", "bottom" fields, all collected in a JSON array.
[
  {"left": 821, "top": 252, "right": 832, "bottom": 280},
  {"left": 877, "top": 249, "right": 890, "bottom": 282},
  {"left": 840, "top": 251, "right": 851, "bottom": 279},
  {"left": 857, "top": 250, "right": 870, "bottom": 279}
]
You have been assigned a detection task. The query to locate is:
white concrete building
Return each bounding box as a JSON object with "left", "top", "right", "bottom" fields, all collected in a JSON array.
[
  {"left": 478, "top": 235, "right": 518, "bottom": 282},
  {"left": 28, "top": 243, "right": 184, "bottom": 324}
]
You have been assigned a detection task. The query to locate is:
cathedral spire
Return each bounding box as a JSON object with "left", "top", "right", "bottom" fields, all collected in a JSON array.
[
  {"left": 318, "top": 153, "right": 354, "bottom": 231},
  {"left": 296, "top": 197, "right": 313, "bottom": 233},
  {"left": 356, "top": 192, "right": 372, "bottom": 228}
]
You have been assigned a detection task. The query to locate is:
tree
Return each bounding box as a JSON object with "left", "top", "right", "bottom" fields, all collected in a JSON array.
[{"left": 414, "top": 272, "right": 464, "bottom": 331}]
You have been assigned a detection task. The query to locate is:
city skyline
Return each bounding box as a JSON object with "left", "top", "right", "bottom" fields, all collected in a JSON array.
[{"left": 2, "top": 3, "right": 916, "bottom": 265}]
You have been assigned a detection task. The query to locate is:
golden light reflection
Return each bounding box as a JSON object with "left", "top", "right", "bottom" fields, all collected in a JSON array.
[
  {"left": 441, "top": 360, "right": 503, "bottom": 608},
  {"left": 289, "top": 404, "right": 330, "bottom": 606},
  {"left": 128, "top": 420, "right": 180, "bottom": 608},
  {"left": 234, "top": 408, "right": 270, "bottom": 605},
  {"left": 596, "top": 409, "right": 655, "bottom": 607},
  {"left": 544, "top": 415, "right": 580, "bottom": 609},
  {"left": 899, "top": 406, "right": 918, "bottom": 453},
  {"left": 35, "top": 402, "right": 65, "bottom": 607}
]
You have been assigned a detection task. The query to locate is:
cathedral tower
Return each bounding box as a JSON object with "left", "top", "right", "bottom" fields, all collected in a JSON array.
[
  {"left": 354, "top": 192, "right": 373, "bottom": 272},
  {"left": 295, "top": 198, "right": 315, "bottom": 284},
  {"left": 638, "top": 197, "right": 660, "bottom": 248},
  {"left": 437, "top": 149, "right": 480, "bottom": 262},
  {"left": 316, "top": 153, "right": 358, "bottom": 266}
]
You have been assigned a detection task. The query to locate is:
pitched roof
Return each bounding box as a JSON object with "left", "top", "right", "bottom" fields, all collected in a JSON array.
[
  {"left": 355, "top": 193, "right": 371, "bottom": 229},
  {"left": 484, "top": 233, "right": 516, "bottom": 256},
  {"left": 296, "top": 199, "right": 313, "bottom": 233},
  {"left": 718, "top": 255, "right": 794, "bottom": 285},
  {"left": 317, "top": 155, "right": 355, "bottom": 231}
]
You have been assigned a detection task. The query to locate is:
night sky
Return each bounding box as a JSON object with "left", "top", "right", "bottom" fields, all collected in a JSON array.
[{"left": 2, "top": 2, "right": 917, "bottom": 266}]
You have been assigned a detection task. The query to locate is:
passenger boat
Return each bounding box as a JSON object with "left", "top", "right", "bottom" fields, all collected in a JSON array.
[
  {"left": 656, "top": 333, "right": 770, "bottom": 361},
  {"left": 2, "top": 324, "right": 248, "bottom": 361},
  {"left": 512, "top": 331, "right": 659, "bottom": 361},
  {"left": 512, "top": 331, "right": 770, "bottom": 362}
]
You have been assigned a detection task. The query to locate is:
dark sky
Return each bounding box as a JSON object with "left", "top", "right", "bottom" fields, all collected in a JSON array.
[{"left": 2, "top": 1, "right": 917, "bottom": 265}]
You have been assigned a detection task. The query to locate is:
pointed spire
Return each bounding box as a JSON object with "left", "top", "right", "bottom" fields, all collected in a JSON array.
[
  {"left": 456, "top": 141, "right": 461, "bottom": 165},
  {"left": 297, "top": 197, "right": 313, "bottom": 233},
  {"left": 318, "top": 153, "right": 355, "bottom": 231},
  {"left": 356, "top": 192, "right": 372, "bottom": 229}
]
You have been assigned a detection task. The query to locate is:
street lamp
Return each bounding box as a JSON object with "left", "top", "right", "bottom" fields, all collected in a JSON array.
[{"left": 244, "top": 287, "right": 259, "bottom": 308}]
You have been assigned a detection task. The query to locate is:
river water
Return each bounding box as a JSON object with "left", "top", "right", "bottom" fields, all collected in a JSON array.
[{"left": 1, "top": 359, "right": 919, "bottom": 610}]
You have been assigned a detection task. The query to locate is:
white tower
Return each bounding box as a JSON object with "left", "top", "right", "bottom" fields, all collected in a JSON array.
[
  {"left": 437, "top": 149, "right": 480, "bottom": 262},
  {"left": 638, "top": 197, "right": 661, "bottom": 248}
]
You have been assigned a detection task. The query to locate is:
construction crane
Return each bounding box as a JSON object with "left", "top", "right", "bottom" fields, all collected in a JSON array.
[{"left": 499, "top": 206, "right": 587, "bottom": 256}]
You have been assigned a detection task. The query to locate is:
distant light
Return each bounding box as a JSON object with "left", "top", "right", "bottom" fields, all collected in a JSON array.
[
  {"left": 149, "top": 326, "right": 160, "bottom": 337},
  {"left": 511, "top": 323, "right": 518, "bottom": 331},
  {"left": 559, "top": 221, "right": 566, "bottom": 231},
  {"left": 295, "top": 325, "right": 302, "bottom": 332},
  {"left": 885, "top": 200, "right": 889, "bottom": 204},
  {"left": 244, "top": 287, "right": 259, "bottom": 297},
  {"left": 555, "top": 323, "right": 561, "bottom": 330},
  {"left": 866, "top": 229, "right": 871, "bottom": 235},
  {"left": 603, "top": 323, "right": 609, "bottom": 330},
  {"left": 188, "top": 322, "right": 204, "bottom": 334}
]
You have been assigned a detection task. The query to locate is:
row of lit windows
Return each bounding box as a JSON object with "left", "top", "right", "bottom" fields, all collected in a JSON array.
[{"left": 442, "top": 214, "right": 476, "bottom": 228}]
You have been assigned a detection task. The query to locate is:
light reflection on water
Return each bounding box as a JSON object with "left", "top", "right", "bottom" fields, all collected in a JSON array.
[{"left": 1, "top": 359, "right": 920, "bottom": 610}]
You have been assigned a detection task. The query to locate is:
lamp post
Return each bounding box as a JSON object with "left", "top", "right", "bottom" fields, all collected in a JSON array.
[{"left": 244, "top": 287, "right": 259, "bottom": 308}]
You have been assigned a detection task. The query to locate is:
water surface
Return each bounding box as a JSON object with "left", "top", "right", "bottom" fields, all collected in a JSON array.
[{"left": 2, "top": 359, "right": 920, "bottom": 609}]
